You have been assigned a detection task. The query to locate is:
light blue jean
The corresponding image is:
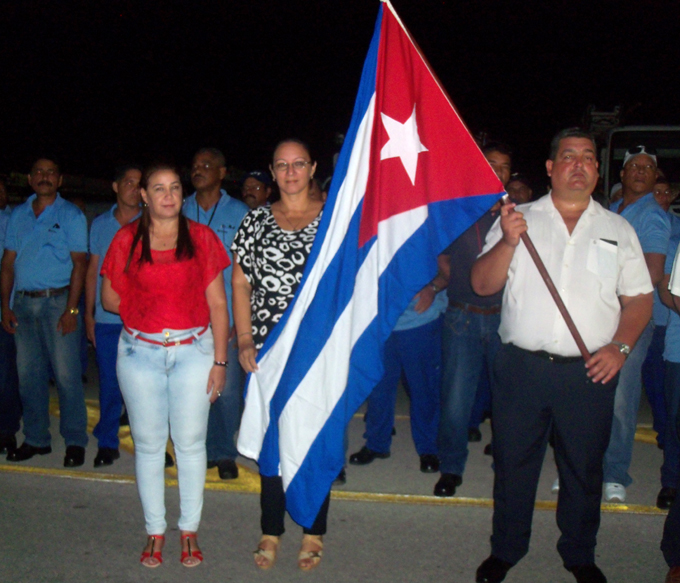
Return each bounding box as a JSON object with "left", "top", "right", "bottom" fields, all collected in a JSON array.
[
  {"left": 13, "top": 293, "right": 88, "bottom": 448},
  {"left": 117, "top": 326, "right": 214, "bottom": 534},
  {"left": 603, "top": 320, "right": 654, "bottom": 486},
  {"left": 438, "top": 306, "right": 501, "bottom": 475}
]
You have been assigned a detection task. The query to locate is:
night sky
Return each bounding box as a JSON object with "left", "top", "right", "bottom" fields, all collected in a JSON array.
[{"left": 2, "top": 0, "right": 679, "bottom": 189}]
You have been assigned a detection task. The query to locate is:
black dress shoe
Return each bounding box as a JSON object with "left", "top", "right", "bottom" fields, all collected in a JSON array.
[
  {"left": 468, "top": 427, "right": 482, "bottom": 442},
  {"left": 94, "top": 447, "right": 120, "bottom": 468},
  {"left": 333, "top": 468, "right": 347, "bottom": 485},
  {"left": 476, "top": 555, "right": 513, "bottom": 583},
  {"left": 165, "top": 452, "right": 174, "bottom": 468},
  {"left": 420, "top": 454, "right": 440, "bottom": 473},
  {"left": 64, "top": 445, "right": 85, "bottom": 467},
  {"left": 7, "top": 442, "right": 52, "bottom": 462},
  {"left": 433, "top": 473, "right": 462, "bottom": 497},
  {"left": 217, "top": 459, "right": 239, "bottom": 480},
  {"left": 567, "top": 563, "right": 607, "bottom": 583},
  {"left": 657, "top": 487, "right": 677, "bottom": 510},
  {"left": 0, "top": 434, "right": 17, "bottom": 455},
  {"left": 349, "top": 446, "right": 390, "bottom": 465}
]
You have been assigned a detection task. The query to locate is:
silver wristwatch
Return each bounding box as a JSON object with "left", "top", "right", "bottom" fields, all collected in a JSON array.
[{"left": 610, "top": 341, "right": 631, "bottom": 357}]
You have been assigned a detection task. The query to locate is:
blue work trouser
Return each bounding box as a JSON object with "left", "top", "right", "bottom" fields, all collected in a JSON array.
[
  {"left": 363, "top": 317, "right": 442, "bottom": 456},
  {"left": 93, "top": 323, "right": 124, "bottom": 449},
  {"left": 206, "top": 336, "right": 244, "bottom": 461}
]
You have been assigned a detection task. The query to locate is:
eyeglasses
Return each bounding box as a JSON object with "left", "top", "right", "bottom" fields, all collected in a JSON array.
[
  {"left": 191, "top": 162, "right": 219, "bottom": 172},
  {"left": 272, "top": 160, "right": 312, "bottom": 173},
  {"left": 242, "top": 184, "right": 264, "bottom": 192}
]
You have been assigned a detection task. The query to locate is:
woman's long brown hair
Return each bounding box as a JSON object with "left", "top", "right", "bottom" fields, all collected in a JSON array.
[{"left": 124, "top": 163, "right": 195, "bottom": 271}]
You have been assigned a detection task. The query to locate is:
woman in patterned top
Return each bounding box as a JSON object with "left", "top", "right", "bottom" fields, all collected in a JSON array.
[{"left": 232, "top": 139, "right": 325, "bottom": 571}]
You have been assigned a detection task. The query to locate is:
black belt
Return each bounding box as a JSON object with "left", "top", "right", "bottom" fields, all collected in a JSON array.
[
  {"left": 524, "top": 348, "right": 583, "bottom": 364},
  {"left": 450, "top": 300, "right": 501, "bottom": 315},
  {"left": 17, "top": 286, "right": 69, "bottom": 298}
]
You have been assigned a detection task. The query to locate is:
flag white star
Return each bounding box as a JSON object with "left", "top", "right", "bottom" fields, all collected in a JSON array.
[{"left": 380, "top": 105, "right": 428, "bottom": 185}]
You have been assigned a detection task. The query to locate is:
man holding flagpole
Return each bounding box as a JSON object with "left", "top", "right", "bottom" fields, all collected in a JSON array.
[{"left": 471, "top": 128, "right": 652, "bottom": 583}]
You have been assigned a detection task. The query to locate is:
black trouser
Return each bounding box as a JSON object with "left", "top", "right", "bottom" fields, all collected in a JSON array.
[
  {"left": 260, "top": 475, "right": 330, "bottom": 536},
  {"left": 490, "top": 344, "right": 617, "bottom": 567},
  {"left": 661, "top": 390, "right": 680, "bottom": 567},
  {"left": 0, "top": 326, "right": 21, "bottom": 437}
]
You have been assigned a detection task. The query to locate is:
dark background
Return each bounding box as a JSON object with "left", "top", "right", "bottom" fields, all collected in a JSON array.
[{"left": 1, "top": 0, "right": 679, "bottom": 190}]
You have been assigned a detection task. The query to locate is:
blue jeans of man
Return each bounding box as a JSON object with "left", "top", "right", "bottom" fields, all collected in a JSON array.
[
  {"left": 661, "top": 361, "right": 680, "bottom": 489},
  {"left": 13, "top": 293, "right": 88, "bottom": 448},
  {"left": 93, "top": 323, "right": 123, "bottom": 449},
  {"left": 116, "top": 327, "right": 213, "bottom": 534},
  {"left": 0, "top": 326, "right": 21, "bottom": 438},
  {"left": 364, "top": 317, "right": 441, "bottom": 455},
  {"left": 603, "top": 320, "right": 654, "bottom": 486},
  {"left": 438, "top": 305, "right": 501, "bottom": 475},
  {"left": 642, "top": 324, "right": 667, "bottom": 448},
  {"left": 206, "top": 336, "right": 244, "bottom": 461}
]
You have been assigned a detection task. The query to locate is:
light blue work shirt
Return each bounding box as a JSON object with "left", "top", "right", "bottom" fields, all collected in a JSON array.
[
  {"left": 610, "top": 192, "right": 671, "bottom": 255},
  {"left": 0, "top": 206, "right": 12, "bottom": 251},
  {"left": 653, "top": 214, "right": 680, "bottom": 327},
  {"left": 663, "top": 231, "right": 680, "bottom": 362},
  {"left": 182, "top": 191, "right": 248, "bottom": 324},
  {"left": 393, "top": 290, "right": 447, "bottom": 332},
  {"left": 90, "top": 205, "right": 141, "bottom": 324},
  {"left": 4, "top": 194, "right": 87, "bottom": 291}
]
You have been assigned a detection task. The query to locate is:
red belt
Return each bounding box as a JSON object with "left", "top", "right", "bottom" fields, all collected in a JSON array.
[{"left": 123, "top": 326, "right": 208, "bottom": 346}]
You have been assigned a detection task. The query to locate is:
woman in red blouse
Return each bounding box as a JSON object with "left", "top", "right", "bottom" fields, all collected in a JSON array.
[{"left": 101, "top": 163, "right": 229, "bottom": 568}]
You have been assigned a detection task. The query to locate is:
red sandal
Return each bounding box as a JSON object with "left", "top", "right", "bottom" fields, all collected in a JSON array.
[
  {"left": 180, "top": 532, "right": 203, "bottom": 568},
  {"left": 140, "top": 534, "right": 164, "bottom": 568}
]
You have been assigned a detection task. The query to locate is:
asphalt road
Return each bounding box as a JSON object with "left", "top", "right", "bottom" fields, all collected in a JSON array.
[{"left": 0, "top": 350, "right": 671, "bottom": 582}]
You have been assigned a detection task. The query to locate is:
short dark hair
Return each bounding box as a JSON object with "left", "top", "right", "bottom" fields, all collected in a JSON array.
[
  {"left": 114, "top": 164, "right": 143, "bottom": 183},
  {"left": 548, "top": 128, "right": 596, "bottom": 161},
  {"left": 193, "top": 148, "right": 226, "bottom": 168},
  {"left": 481, "top": 141, "right": 512, "bottom": 160},
  {"left": 30, "top": 156, "right": 61, "bottom": 174}
]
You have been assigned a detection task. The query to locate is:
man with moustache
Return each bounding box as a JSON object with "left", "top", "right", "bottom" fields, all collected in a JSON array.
[
  {"left": 84, "top": 165, "right": 142, "bottom": 467},
  {"left": 183, "top": 148, "right": 249, "bottom": 479},
  {"left": 605, "top": 146, "right": 671, "bottom": 503},
  {"left": 1, "top": 157, "right": 89, "bottom": 467},
  {"left": 241, "top": 170, "right": 272, "bottom": 209},
  {"left": 471, "top": 129, "right": 652, "bottom": 583}
]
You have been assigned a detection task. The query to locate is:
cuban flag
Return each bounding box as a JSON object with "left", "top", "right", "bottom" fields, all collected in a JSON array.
[{"left": 237, "top": 0, "right": 504, "bottom": 527}]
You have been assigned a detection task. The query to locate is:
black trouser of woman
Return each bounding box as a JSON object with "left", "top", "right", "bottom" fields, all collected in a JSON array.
[{"left": 260, "top": 475, "right": 330, "bottom": 536}]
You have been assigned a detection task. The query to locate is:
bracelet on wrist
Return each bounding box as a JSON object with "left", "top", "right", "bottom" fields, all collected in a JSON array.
[
  {"left": 238, "top": 332, "right": 253, "bottom": 338},
  {"left": 213, "top": 360, "right": 228, "bottom": 367}
]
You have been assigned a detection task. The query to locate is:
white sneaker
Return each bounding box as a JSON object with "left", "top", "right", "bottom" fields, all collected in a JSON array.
[
  {"left": 551, "top": 478, "right": 560, "bottom": 494},
  {"left": 604, "top": 482, "right": 626, "bottom": 503}
]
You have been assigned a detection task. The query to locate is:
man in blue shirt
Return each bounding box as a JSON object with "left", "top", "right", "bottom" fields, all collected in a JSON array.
[
  {"left": 1, "top": 157, "right": 88, "bottom": 467},
  {"left": 183, "top": 148, "right": 249, "bottom": 479},
  {"left": 606, "top": 145, "right": 671, "bottom": 503},
  {"left": 84, "top": 165, "right": 142, "bottom": 467},
  {"left": 0, "top": 177, "right": 21, "bottom": 455}
]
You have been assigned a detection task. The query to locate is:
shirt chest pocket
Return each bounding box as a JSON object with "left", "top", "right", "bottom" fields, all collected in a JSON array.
[
  {"left": 586, "top": 238, "right": 618, "bottom": 279},
  {"left": 42, "top": 225, "right": 70, "bottom": 261}
]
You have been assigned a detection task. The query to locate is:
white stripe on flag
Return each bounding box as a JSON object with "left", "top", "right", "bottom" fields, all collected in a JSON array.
[
  {"left": 279, "top": 205, "right": 428, "bottom": 487},
  {"left": 237, "top": 95, "right": 377, "bottom": 464}
]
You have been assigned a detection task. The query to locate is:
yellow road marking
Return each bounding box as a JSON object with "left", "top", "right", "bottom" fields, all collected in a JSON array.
[{"left": 0, "top": 463, "right": 666, "bottom": 516}]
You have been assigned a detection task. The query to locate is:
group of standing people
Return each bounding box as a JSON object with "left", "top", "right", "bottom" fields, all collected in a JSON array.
[{"left": 2, "top": 128, "right": 680, "bottom": 581}]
